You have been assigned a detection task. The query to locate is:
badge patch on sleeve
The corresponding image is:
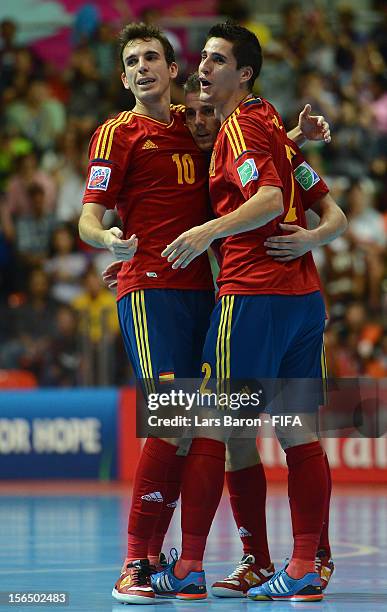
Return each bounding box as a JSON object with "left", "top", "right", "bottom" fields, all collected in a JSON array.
[
  {"left": 87, "top": 166, "right": 111, "bottom": 190},
  {"left": 237, "top": 158, "right": 259, "bottom": 187},
  {"left": 293, "top": 162, "right": 320, "bottom": 191}
]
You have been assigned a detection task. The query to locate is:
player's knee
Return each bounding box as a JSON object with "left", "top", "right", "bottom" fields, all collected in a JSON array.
[
  {"left": 275, "top": 412, "right": 319, "bottom": 450},
  {"left": 276, "top": 430, "right": 318, "bottom": 450},
  {"left": 225, "top": 437, "right": 260, "bottom": 471}
]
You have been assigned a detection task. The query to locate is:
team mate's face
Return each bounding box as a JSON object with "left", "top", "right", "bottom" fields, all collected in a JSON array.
[
  {"left": 185, "top": 92, "right": 220, "bottom": 152},
  {"left": 121, "top": 38, "right": 178, "bottom": 103},
  {"left": 199, "top": 37, "right": 246, "bottom": 107}
]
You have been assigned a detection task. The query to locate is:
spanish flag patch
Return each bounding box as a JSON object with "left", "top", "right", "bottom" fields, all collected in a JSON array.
[{"left": 159, "top": 372, "right": 175, "bottom": 383}]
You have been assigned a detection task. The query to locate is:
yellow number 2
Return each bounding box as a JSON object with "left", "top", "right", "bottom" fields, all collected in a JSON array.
[
  {"left": 200, "top": 362, "right": 212, "bottom": 395},
  {"left": 172, "top": 153, "right": 195, "bottom": 185}
]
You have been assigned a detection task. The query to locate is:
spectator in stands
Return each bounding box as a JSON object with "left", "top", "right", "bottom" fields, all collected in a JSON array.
[
  {"left": 4, "top": 80, "right": 66, "bottom": 152},
  {"left": 303, "top": 6, "right": 335, "bottom": 75},
  {"left": 334, "top": 5, "right": 365, "bottom": 85},
  {"left": 0, "top": 150, "right": 56, "bottom": 277},
  {"left": 0, "top": 128, "right": 33, "bottom": 193},
  {"left": 4, "top": 48, "right": 44, "bottom": 102},
  {"left": 44, "top": 224, "right": 88, "bottom": 304},
  {"left": 0, "top": 19, "right": 19, "bottom": 93},
  {"left": 66, "top": 45, "right": 105, "bottom": 133},
  {"left": 2, "top": 150, "right": 56, "bottom": 216},
  {"left": 346, "top": 181, "right": 385, "bottom": 309},
  {"left": 329, "top": 99, "right": 373, "bottom": 178},
  {"left": 91, "top": 23, "right": 117, "bottom": 87},
  {"left": 369, "top": 74, "right": 387, "bottom": 140},
  {"left": 13, "top": 182, "right": 57, "bottom": 267},
  {"left": 42, "top": 129, "right": 87, "bottom": 224},
  {"left": 297, "top": 71, "right": 338, "bottom": 126},
  {"left": 0, "top": 267, "right": 59, "bottom": 379},
  {"left": 72, "top": 265, "right": 119, "bottom": 344},
  {"left": 41, "top": 304, "right": 83, "bottom": 387},
  {"left": 371, "top": 0, "right": 387, "bottom": 64},
  {"left": 72, "top": 266, "right": 119, "bottom": 384}
]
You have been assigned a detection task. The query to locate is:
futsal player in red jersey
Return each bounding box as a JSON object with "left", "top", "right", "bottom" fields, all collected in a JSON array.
[
  {"left": 161, "top": 22, "right": 347, "bottom": 602},
  {"left": 102, "top": 71, "right": 337, "bottom": 601},
  {"left": 99, "top": 66, "right": 337, "bottom": 602},
  {"left": 79, "top": 23, "right": 216, "bottom": 605},
  {"left": 80, "top": 21, "right": 336, "bottom": 604}
]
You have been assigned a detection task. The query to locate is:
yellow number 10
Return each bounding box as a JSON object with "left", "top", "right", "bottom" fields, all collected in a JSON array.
[{"left": 172, "top": 153, "right": 195, "bottom": 184}]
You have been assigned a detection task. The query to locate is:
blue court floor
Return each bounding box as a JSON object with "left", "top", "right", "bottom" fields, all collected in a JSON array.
[{"left": 0, "top": 483, "right": 386, "bottom": 611}]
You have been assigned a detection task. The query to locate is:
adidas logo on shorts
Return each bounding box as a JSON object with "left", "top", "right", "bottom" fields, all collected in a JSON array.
[
  {"left": 238, "top": 526, "right": 252, "bottom": 537},
  {"left": 141, "top": 491, "right": 163, "bottom": 502}
]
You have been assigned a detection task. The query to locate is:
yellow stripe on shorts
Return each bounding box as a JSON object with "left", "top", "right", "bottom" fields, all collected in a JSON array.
[
  {"left": 131, "top": 291, "right": 155, "bottom": 395},
  {"left": 321, "top": 342, "right": 328, "bottom": 405},
  {"left": 216, "top": 296, "right": 234, "bottom": 405}
]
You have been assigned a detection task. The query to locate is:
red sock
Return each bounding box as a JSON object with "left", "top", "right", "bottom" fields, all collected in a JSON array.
[
  {"left": 318, "top": 453, "right": 332, "bottom": 557},
  {"left": 127, "top": 438, "right": 179, "bottom": 560},
  {"left": 285, "top": 441, "right": 328, "bottom": 578},
  {"left": 226, "top": 463, "right": 271, "bottom": 567},
  {"left": 147, "top": 454, "right": 185, "bottom": 559},
  {"left": 180, "top": 438, "right": 225, "bottom": 563}
]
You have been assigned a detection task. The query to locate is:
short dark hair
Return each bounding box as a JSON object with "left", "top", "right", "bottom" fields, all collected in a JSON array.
[
  {"left": 184, "top": 72, "right": 201, "bottom": 94},
  {"left": 118, "top": 22, "right": 175, "bottom": 71},
  {"left": 206, "top": 21, "right": 262, "bottom": 90}
]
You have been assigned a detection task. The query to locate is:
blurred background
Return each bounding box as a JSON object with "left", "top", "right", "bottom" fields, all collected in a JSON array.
[
  {"left": 0, "top": 0, "right": 386, "bottom": 391},
  {"left": 0, "top": 0, "right": 385, "bottom": 483},
  {"left": 0, "top": 6, "right": 385, "bottom": 605}
]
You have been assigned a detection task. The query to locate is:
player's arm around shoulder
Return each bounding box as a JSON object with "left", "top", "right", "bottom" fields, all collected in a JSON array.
[
  {"left": 161, "top": 186, "right": 283, "bottom": 270},
  {"left": 161, "top": 111, "right": 285, "bottom": 270},
  {"left": 79, "top": 203, "right": 138, "bottom": 261},
  {"left": 308, "top": 192, "right": 348, "bottom": 244},
  {"left": 265, "top": 194, "right": 347, "bottom": 262}
]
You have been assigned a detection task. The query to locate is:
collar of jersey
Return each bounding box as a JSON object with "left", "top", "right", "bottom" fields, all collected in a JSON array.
[
  {"left": 131, "top": 111, "right": 175, "bottom": 128},
  {"left": 219, "top": 94, "right": 255, "bottom": 133}
]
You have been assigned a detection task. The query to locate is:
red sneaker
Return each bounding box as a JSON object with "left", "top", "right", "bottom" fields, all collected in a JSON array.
[
  {"left": 211, "top": 554, "right": 275, "bottom": 598},
  {"left": 112, "top": 558, "right": 155, "bottom": 604},
  {"left": 315, "top": 550, "right": 334, "bottom": 591}
]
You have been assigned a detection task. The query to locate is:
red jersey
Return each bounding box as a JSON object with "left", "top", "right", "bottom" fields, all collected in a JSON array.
[
  {"left": 209, "top": 97, "right": 329, "bottom": 297},
  {"left": 83, "top": 106, "right": 213, "bottom": 300}
]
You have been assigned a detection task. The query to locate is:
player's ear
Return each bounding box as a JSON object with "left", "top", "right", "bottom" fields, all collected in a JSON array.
[
  {"left": 239, "top": 66, "right": 253, "bottom": 87},
  {"left": 169, "top": 61, "right": 179, "bottom": 81},
  {"left": 121, "top": 72, "right": 130, "bottom": 89}
]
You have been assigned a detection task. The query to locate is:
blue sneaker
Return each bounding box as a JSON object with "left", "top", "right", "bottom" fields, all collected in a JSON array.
[
  {"left": 247, "top": 567, "right": 323, "bottom": 602},
  {"left": 151, "top": 550, "right": 207, "bottom": 600}
]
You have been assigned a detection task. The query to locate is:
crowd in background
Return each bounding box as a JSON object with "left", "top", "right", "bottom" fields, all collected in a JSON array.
[{"left": 0, "top": 1, "right": 386, "bottom": 386}]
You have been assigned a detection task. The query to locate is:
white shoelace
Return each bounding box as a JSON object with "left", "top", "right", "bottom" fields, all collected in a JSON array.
[{"left": 227, "top": 561, "right": 252, "bottom": 579}]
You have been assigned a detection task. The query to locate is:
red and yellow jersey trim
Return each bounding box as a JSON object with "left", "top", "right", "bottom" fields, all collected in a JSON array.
[
  {"left": 223, "top": 107, "right": 247, "bottom": 159},
  {"left": 94, "top": 111, "right": 133, "bottom": 160}
]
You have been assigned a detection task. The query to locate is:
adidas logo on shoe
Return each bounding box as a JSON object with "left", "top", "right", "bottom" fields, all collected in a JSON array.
[
  {"left": 166, "top": 500, "right": 178, "bottom": 508},
  {"left": 238, "top": 526, "right": 252, "bottom": 537},
  {"left": 141, "top": 491, "right": 163, "bottom": 502}
]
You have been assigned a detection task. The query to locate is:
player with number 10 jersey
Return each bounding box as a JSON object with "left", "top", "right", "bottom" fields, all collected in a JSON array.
[{"left": 83, "top": 106, "right": 213, "bottom": 300}]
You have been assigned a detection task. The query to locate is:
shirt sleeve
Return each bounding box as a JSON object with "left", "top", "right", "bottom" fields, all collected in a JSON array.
[
  {"left": 290, "top": 141, "right": 329, "bottom": 210},
  {"left": 224, "top": 112, "right": 283, "bottom": 201},
  {"left": 82, "top": 115, "right": 133, "bottom": 210}
]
